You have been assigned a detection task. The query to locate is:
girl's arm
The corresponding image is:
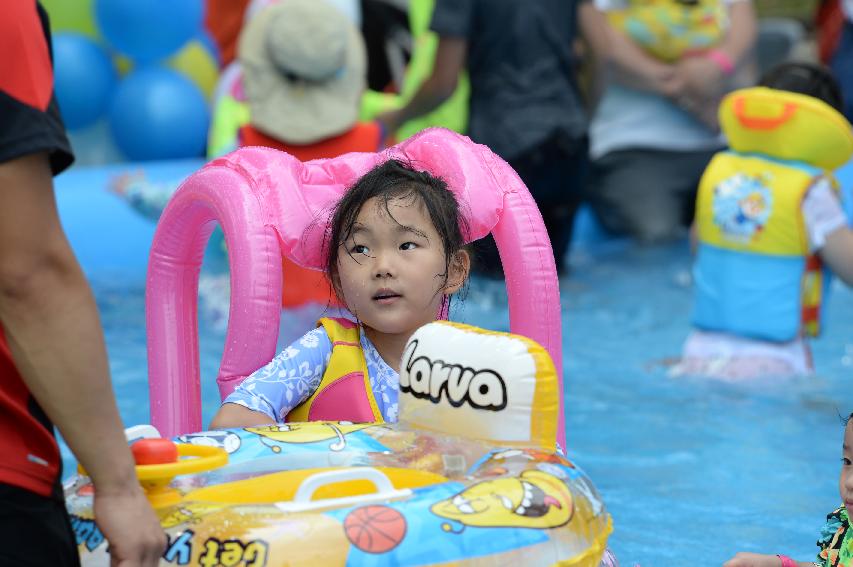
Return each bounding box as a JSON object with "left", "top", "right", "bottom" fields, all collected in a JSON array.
[
  {"left": 804, "top": 177, "right": 853, "bottom": 286},
  {"left": 820, "top": 227, "right": 853, "bottom": 285},
  {"left": 209, "top": 327, "right": 333, "bottom": 429},
  {"left": 211, "top": 403, "right": 274, "bottom": 429}
]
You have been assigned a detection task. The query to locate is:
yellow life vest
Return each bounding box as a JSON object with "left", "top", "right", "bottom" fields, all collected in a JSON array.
[
  {"left": 286, "top": 318, "right": 384, "bottom": 423},
  {"left": 692, "top": 87, "right": 853, "bottom": 341},
  {"left": 607, "top": 0, "right": 726, "bottom": 62}
]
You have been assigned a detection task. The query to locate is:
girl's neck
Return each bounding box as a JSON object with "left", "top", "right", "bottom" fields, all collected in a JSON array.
[{"left": 362, "top": 326, "right": 411, "bottom": 372}]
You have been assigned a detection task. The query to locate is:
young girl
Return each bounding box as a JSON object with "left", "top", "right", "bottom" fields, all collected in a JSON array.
[
  {"left": 674, "top": 62, "right": 853, "bottom": 379},
  {"left": 723, "top": 412, "right": 853, "bottom": 567},
  {"left": 210, "top": 159, "right": 471, "bottom": 428}
]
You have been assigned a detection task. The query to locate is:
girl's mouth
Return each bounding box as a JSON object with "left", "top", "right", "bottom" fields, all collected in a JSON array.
[{"left": 373, "top": 289, "right": 401, "bottom": 303}]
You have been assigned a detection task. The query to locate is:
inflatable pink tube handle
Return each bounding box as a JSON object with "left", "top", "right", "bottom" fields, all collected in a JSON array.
[{"left": 146, "top": 128, "right": 566, "bottom": 450}]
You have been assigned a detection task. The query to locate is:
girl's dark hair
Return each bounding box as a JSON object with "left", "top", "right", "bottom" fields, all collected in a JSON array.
[
  {"left": 759, "top": 61, "right": 844, "bottom": 113},
  {"left": 324, "top": 159, "right": 469, "bottom": 315}
]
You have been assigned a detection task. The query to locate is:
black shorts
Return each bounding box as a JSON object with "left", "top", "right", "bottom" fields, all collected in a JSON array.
[{"left": 0, "top": 483, "right": 80, "bottom": 567}]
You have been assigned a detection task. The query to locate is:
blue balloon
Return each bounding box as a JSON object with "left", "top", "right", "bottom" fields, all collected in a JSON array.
[
  {"left": 53, "top": 33, "right": 117, "bottom": 130},
  {"left": 108, "top": 68, "right": 210, "bottom": 161},
  {"left": 94, "top": 0, "right": 204, "bottom": 63}
]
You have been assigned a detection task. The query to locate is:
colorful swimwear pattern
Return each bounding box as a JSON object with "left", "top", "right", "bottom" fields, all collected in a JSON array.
[
  {"left": 224, "top": 324, "right": 400, "bottom": 422},
  {"left": 818, "top": 506, "right": 853, "bottom": 566},
  {"left": 608, "top": 0, "right": 726, "bottom": 62}
]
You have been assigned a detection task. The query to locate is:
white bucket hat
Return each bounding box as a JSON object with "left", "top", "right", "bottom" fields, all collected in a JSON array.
[{"left": 238, "top": 0, "right": 367, "bottom": 144}]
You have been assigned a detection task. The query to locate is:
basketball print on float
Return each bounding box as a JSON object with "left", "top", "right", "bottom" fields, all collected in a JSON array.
[{"left": 343, "top": 505, "right": 408, "bottom": 554}]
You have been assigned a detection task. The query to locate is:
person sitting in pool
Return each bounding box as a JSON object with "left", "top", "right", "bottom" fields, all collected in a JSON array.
[
  {"left": 723, "top": 411, "right": 853, "bottom": 567},
  {"left": 673, "top": 62, "right": 853, "bottom": 380},
  {"left": 210, "top": 159, "right": 471, "bottom": 427}
]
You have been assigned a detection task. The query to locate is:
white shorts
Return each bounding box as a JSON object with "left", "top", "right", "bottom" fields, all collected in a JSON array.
[{"left": 672, "top": 330, "right": 814, "bottom": 379}]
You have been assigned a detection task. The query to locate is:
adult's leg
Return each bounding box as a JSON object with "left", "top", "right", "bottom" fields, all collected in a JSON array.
[
  {"left": 586, "top": 148, "right": 716, "bottom": 244},
  {"left": 509, "top": 137, "right": 588, "bottom": 275}
]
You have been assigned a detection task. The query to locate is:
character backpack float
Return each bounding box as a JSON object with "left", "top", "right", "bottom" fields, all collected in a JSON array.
[
  {"left": 65, "top": 129, "right": 612, "bottom": 565},
  {"left": 693, "top": 87, "right": 853, "bottom": 341},
  {"left": 607, "top": 0, "right": 726, "bottom": 62}
]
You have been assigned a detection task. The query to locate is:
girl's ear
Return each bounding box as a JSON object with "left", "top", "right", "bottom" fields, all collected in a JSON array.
[
  {"left": 328, "top": 267, "right": 343, "bottom": 301},
  {"left": 444, "top": 249, "right": 471, "bottom": 295}
]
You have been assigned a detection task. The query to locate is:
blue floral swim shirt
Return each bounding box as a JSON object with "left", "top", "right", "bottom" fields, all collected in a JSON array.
[{"left": 223, "top": 323, "right": 399, "bottom": 422}]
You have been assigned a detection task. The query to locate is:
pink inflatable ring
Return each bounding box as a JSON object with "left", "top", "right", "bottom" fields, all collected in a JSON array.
[{"left": 145, "top": 128, "right": 566, "bottom": 450}]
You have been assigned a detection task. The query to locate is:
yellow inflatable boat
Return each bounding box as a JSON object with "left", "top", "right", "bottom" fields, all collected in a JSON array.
[{"left": 65, "top": 322, "right": 612, "bottom": 566}]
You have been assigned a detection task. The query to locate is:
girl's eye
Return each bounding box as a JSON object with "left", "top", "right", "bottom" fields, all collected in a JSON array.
[
  {"left": 842, "top": 458, "right": 851, "bottom": 466},
  {"left": 350, "top": 244, "right": 369, "bottom": 255},
  {"left": 400, "top": 242, "right": 418, "bottom": 251}
]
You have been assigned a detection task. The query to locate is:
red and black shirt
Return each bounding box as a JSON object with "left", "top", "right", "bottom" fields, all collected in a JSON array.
[{"left": 0, "top": 0, "right": 74, "bottom": 497}]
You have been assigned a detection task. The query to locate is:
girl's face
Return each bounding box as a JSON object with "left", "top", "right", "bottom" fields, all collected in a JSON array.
[
  {"left": 335, "top": 195, "right": 468, "bottom": 341},
  {"left": 840, "top": 421, "right": 853, "bottom": 517}
]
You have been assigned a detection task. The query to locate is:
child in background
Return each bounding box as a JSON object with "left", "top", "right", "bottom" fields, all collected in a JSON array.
[
  {"left": 674, "top": 62, "right": 853, "bottom": 379},
  {"left": 723, "top": 412, "right": 853, "bottom": 566},
  {"left": 210, "top": 159, "right": 471, "bottom": 427},
  {"left": 114, "top": 0, "right": 383, "bottom": 311}
]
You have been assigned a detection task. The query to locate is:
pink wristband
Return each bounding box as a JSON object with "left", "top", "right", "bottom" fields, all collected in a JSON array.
[
  {"left": 776, "top": 554, "right": 798, "bottom": 567},
  {"left": 706, "top": 49, "right": 735, "bottom": 75}
]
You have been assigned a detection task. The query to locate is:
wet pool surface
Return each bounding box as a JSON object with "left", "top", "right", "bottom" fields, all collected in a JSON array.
[{"left": 61, "top": 238, "right": 853, "bottom": 566}]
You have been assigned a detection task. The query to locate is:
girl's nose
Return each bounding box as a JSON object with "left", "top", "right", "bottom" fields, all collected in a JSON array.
[{"left": 373, "top": 252, "right": 394, "bottom": 278}]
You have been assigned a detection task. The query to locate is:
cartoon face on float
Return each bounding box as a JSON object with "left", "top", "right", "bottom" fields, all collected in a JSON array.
[
  {"left": 245, "top": 422, "right": 372, "bottom": 452},
  {"left": 161, "top": 503, "right": 225, "bottom": 528},
  {"left": 175, "top": 430, "right": 242, "bottom": 454},
  {"left": 430, "top": 470, "right": 574, "bottom": 530}
]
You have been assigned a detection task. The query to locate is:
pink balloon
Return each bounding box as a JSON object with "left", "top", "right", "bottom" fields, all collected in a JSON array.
[{"left": 146, "top": 128, "right": 566, "bottom": 451}]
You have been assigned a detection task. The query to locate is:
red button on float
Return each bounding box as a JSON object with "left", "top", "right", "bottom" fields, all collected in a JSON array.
[{"left": 131, "top": 439, "right": 179, "bottom": 465}]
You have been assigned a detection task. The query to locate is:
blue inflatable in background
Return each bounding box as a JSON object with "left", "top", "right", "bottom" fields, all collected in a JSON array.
[
  {"left": 108, "top": 68, "right": 210, "bottom": 161},
  {"left": 94, "top": 0, "right": 204, "bottom": 63},
  {"left": 53, "top": 33, "right": 117, "bottom": 130}
]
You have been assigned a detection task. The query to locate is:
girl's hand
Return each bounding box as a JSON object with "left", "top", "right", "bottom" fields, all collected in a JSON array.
[{"left": 722, "top": 552, "right": 782, "bottom": 567}]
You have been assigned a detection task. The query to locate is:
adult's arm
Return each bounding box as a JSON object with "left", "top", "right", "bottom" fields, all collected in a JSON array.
[
  {"left": 375, "top": 36, "right": 467, "bottom": 137},
  {"left": 715, "top": 0, "right": 758, "bottom": 75},
  {"left": 0, "top": 152, "right": 165, "bottom": 565},
  {"left": 676, "top": 0, "right": 758, "bottom": 103},
  {"left": 578, "top": 0, "right": 610, "bottom": 108},
  {"left": 587, "top": 4, "right": 683, "bottom": 97}
]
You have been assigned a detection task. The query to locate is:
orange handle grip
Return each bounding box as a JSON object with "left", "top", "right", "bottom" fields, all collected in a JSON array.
[{"left": 733, "top": 95, "right": 797, "bottom": 130}]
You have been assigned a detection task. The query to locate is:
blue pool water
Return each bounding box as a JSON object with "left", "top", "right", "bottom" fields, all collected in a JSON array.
[{"left": 56, "top": 164, "right": 853, "bottom": 566}]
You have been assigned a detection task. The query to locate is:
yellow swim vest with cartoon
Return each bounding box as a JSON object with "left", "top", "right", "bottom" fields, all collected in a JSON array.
[
  {"left": 693, "top": 87, "right": 853, "bottom": 342},
  {"left": 286, "top": 318, "right": 384, "bottom": 423},
  {"left": 607, "top": 0, "right": 726, "bottom": 62}
]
